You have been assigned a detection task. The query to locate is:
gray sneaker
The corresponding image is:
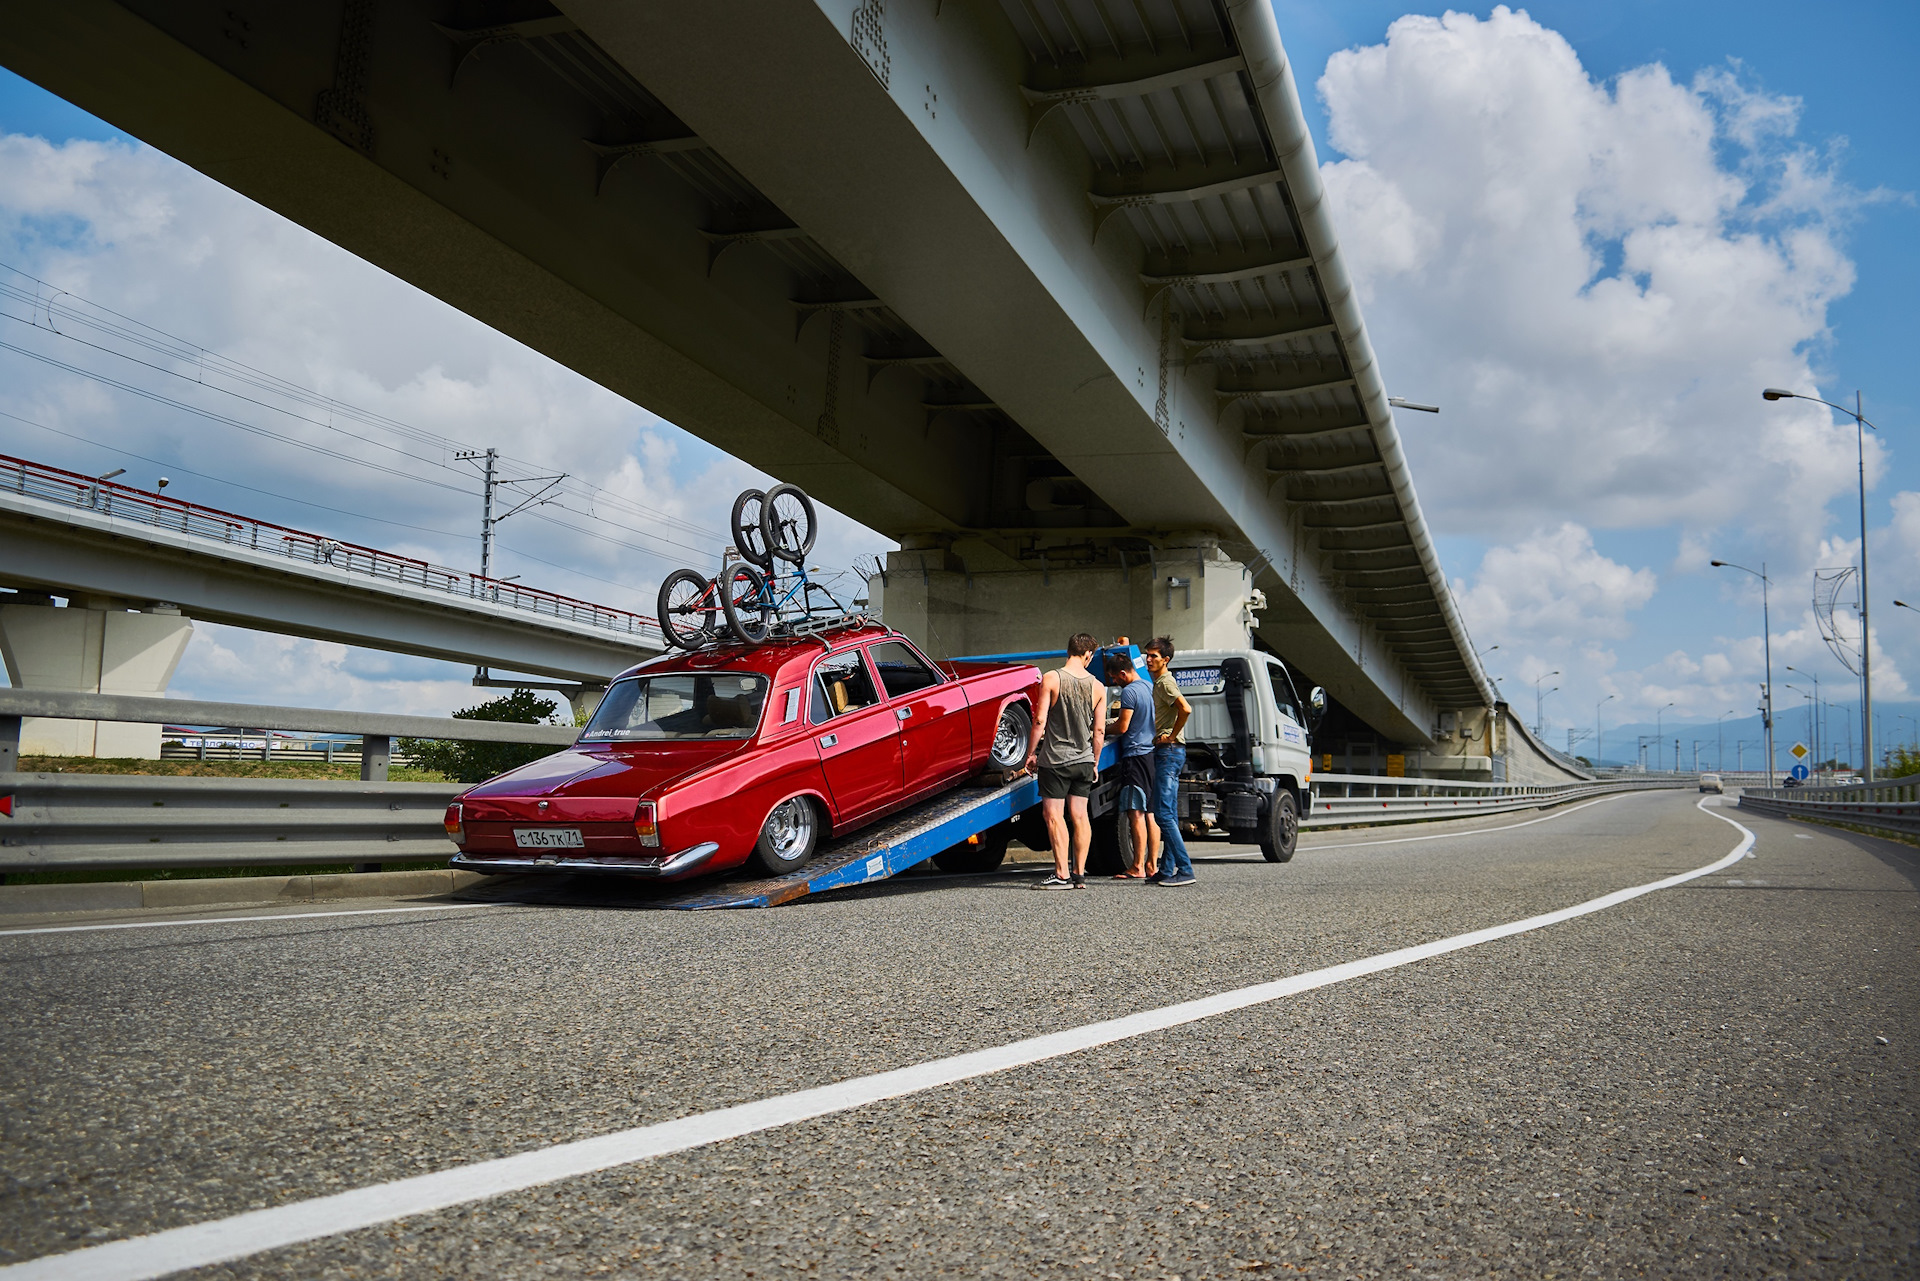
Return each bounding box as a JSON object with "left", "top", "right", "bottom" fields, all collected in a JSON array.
[{"left": 1033, "top": 874, "right": 1077, "bottom": 890}]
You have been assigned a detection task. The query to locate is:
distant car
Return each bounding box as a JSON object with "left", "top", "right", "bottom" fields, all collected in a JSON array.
[
  {"left": 1835, "top": 774, "right": 1864, "bottom": 786},
  {"left": 1781, "top": 776, "right": 1803, "bottom": 789},
  {"left": 445, "top": 624, "right": 1039, "bottom": 882},
  {"left": 1698, "top": 772, "right": 1723, "bottom": 794}
]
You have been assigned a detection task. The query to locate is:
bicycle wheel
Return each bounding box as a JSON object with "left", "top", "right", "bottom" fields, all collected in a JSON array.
[
  {"left": 730, "top": 488, "right": 772, "bottom": 568},
  {"left": 760, "top": 483, "right": 817, "bottom": 564},
  {"left": 719, "top": 562, "right": 774, "bottom": 644},
  {"left": 657, "top": 568, "right": 716, "bottom": 649}
]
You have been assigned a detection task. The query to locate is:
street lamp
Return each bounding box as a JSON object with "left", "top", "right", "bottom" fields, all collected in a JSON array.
[
  {"left": 1764, "top": 387, "right": 1880, "bottom": 780},
  {"left": 1716, "top": 710, "right": 1737, "bottom": 772},
  {"left": 1712, "top": 560, "right": 1776, "bottom": 788},
  {"left": 1533, "top": 670, "right": 1560, "bottom": 735},
  {"left": 1896, "top": 600, "right": 1917, "bottom": 614},
  {"left": 1597, "top": 693, "right": 1615, "bottom": 768},
  {"left": 1655, "top": 702, "right": 1676, "bottom": 772}
]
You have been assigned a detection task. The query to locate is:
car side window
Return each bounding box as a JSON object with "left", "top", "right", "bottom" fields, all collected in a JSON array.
[
  {"left": 810, "top": 649, "right": 883, "bottom": 724},
  {"left": 867, "top": 641, "right": 942, "bottom": 699},
  {"left": 1266, "top": 661, "right": 1300, "bottom": 723}
]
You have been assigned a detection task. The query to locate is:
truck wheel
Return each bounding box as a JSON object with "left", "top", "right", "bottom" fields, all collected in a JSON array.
[
  {"left": 1260, "top": 791, "right": 1299, "bottom": 864},
  {"left": 933, "top": 821, "right": 1010, "bottom": 873},
  {"left": 750, "top": 796, "right": 819, "bottom": 875}
]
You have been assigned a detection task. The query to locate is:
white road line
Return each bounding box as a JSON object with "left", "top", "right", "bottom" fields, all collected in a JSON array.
[
  {"left": 1301, "top": 792, "right": 1626, "bottom": 850},
  {"left": 0, "top": 902, "right": 494, "bottom": 938},
  {"left": 0, "top": 798, "right": 1756, "bottom": 1281}
]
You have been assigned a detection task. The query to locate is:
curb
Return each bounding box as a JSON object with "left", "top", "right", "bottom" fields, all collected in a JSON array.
[{"left": 0, "top": 868, "right": 486, "bottom": 916}]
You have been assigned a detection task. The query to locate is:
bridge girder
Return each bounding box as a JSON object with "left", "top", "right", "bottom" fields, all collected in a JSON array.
[{"left": 0, "top": 0, "right": 1495, "bottom": 745}]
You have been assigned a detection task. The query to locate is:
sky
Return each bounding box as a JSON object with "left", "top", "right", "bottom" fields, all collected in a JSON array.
[{"left": 1, "top": 3, "right": 1916, "bottom": 768}]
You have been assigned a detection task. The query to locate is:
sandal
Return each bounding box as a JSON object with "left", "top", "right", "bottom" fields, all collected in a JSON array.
[{"left": 1113, "top": 870, "right": 1144, "bottom": 879}]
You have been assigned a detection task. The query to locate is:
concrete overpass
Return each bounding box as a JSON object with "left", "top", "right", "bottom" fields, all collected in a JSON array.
[
  {"left": 0, "top": 0, "right": 1494, "bottom": 751},
  {"left": 0, "top": 455, "right": 659, "bottom": 754}
]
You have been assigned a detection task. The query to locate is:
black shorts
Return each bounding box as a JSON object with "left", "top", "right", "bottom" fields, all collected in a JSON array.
[
  {"left": 1038, "top": 760, "right": 1097, "bottom": 800},
  {"left": 1117, "top": 752, "right": 1155, "bottom": 811}
]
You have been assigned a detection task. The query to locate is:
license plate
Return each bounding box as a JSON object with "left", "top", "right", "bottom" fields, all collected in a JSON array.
[{"left": 513, "top": 828, "right": 584, "bottom": 849}]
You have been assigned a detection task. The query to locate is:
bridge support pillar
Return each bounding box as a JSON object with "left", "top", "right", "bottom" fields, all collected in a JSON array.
[
  {"left": 566, "top": 685, "right": 607, "bottom": 725},
  {"left": 0, "top": 598, "right": 193, "bottom": 759},
  {"left": 876, "top": 539, "right": 1263, "bottom": 660}
]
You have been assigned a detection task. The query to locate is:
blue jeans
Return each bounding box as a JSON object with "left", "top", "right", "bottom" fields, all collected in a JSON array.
[{"left": 1153, "top": 745, "right": 1192, "bottom": 878}]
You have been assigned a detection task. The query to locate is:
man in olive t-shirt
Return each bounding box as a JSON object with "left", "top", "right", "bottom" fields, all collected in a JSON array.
[{"left": 1144, "top": 637, "right": 1194, "bottom": 885}]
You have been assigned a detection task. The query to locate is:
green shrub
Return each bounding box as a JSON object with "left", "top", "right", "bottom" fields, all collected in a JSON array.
[
  {"left": 1883, "top": 745, "right": 1920, "bottom": 779},
  {"left": 399, "top": 689, "right": 566, "bottom": 784}
]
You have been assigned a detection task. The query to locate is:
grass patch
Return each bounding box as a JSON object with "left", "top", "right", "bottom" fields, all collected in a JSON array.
[
  {"left": 14, "top": 755, "right": 448, "bottom": 782},
  {"left": 3, "top": 859, "right": 453, "bottom": 886}
]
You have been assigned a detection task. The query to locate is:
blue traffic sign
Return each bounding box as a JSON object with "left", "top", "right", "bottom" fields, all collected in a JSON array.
[{"left": 1790, "top": 763, "right": 1810, "bottom": 781}]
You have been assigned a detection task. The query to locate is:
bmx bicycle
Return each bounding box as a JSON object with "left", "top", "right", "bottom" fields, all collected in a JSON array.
[{"left": 655, "top": 483, "right": 849, "bottom": 648}]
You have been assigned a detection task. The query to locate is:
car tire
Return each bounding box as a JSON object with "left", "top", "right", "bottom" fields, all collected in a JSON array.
[
  {"left": 1259, "top": 790, "right": 1299, "bottom": 864},
  {"left": 750, "top": 795, "right": 820, "bottom": 875},
  {"left": 988, "top": 703, "right": 1032, "bottom": 771},
  {"left": 932, "top": 821, "right": 1010, "bottom": 874}
]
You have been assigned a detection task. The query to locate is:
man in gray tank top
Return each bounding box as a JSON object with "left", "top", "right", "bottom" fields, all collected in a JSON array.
[{"left": 1023, "top": 632, "right": 1105, "bottom": 889}]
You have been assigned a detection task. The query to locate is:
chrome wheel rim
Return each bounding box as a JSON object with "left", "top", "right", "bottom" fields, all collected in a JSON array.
[
  {"left": 991, "top": 707, "right": 1026, "bottom": 768},
  {"left": 764, "top": 798, "right": 814, "bottom": 862}
]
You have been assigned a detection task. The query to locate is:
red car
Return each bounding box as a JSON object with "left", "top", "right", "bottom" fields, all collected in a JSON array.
[{"left": 446, "top": 624, "right": 1038, "bottom": 881}]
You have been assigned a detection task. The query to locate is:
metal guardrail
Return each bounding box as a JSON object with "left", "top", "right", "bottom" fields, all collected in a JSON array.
[
  {"left": 0, "top": 689, "right": 582, "bottom": 745},
  {"left": 0, "top": 690, "right": 1693, "bottom": 874},
  {"left": 0, "top": 691, "right": 580, "bottom": 870},
  {"left": 1304, "top": 773, "right": 1688, "bottom": 827},
  {"left": 1, "top": 453, "right": 662, "bottom": 643},
  {"left": 0, "top": 774, "right": 464, "bottom": 869},
  {"left": 1738, "top": 777, "right": 1920, "bottom": 838}
]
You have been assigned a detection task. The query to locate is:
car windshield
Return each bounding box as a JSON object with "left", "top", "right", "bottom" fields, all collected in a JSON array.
[{"left": 580, "top": 672, "right": 768, "bottom": 741}]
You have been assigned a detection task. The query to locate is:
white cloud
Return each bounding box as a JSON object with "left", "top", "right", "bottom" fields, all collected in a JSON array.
[
  {"left": 1454, "top": 523, "right": 1657, "bottom": 646},
  {"left": 0, "top": 132, "right": 891, "bottom": 713},
  {"left": 1317, "top": 7, "right": 1873, "bottom": 559}
]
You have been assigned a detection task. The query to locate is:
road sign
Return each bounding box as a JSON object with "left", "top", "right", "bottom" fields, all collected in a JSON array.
[
  {"left": 1790, "top": 742, "right": 1809, "bottom": 760},
  {"left": 1790, "top": 763, "right": 1810, "bottom": 781}
]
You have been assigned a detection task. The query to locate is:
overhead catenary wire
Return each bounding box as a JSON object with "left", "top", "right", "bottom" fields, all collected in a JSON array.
[
  {"left": 0, "top": 408, "right": 477, "bottom": 541},
  {"left": 0, "top": 322, "right": 719, "bottom": 559},
  {"left": 0, "top": 264, "right": 724, "bottom": 543}
]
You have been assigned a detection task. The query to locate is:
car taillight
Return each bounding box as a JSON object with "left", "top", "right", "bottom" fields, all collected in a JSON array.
[
  {"left": 634, "top": 801, "right": 660, "bottom": 847},
  {"left": 443, "top": 803, "right": 464, "bottom": 843}
]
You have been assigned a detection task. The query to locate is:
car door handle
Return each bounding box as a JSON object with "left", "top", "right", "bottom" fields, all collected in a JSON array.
[
  {"left": 819, "top": 733, "right": 837, "bottom": 748},
  {"left": 896, "top": 707, "right": 912, "bottom": 720}
]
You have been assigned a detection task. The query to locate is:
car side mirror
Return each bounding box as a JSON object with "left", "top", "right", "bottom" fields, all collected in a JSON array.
[{"left": 1308, "top": 686, "right": 1327, "bottom": 730}]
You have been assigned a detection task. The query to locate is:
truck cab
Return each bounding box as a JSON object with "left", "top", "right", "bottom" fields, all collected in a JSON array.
[{"left": 1167, "top": 649, "right": 1323, "bottom": 862}]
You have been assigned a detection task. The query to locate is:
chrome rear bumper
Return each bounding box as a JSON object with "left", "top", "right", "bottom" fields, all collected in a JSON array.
[{"left": 452, "top": 841, "right": 720, "bottom": 879}]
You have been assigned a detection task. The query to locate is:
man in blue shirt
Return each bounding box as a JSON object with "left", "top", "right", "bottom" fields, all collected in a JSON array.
[{"left": 1103, "top": 651, "right": 1159, "bottom": 878}]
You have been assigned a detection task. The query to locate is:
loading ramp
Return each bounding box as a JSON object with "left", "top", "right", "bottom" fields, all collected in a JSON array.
[{"left": 456, "top": 761, "right": 1102, "bottom": 911}]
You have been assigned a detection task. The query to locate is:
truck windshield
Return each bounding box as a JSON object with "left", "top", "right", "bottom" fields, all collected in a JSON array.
[{"left": 580, "top": 672, "right": 768, "bottom": 741}]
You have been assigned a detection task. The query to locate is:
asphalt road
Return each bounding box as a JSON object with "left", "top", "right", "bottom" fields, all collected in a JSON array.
[{"left": 0, "top": 790, "right": 1913, "bottom": 1279}]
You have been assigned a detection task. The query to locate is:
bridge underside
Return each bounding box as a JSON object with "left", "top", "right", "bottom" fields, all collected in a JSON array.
[{"left": 0, "top": 0, "right": 1492, "bottom": 744}]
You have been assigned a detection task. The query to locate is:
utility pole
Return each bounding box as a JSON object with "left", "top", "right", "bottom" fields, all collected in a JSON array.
[
  {"left": 456, "top": 447, "right": 569, "bottom": 686},
  {"left": 476, "top": 447, "right": 498, "bottom": 580},
  {"left": 456, "top": 448, "right": 569, "bottom": 589}
]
